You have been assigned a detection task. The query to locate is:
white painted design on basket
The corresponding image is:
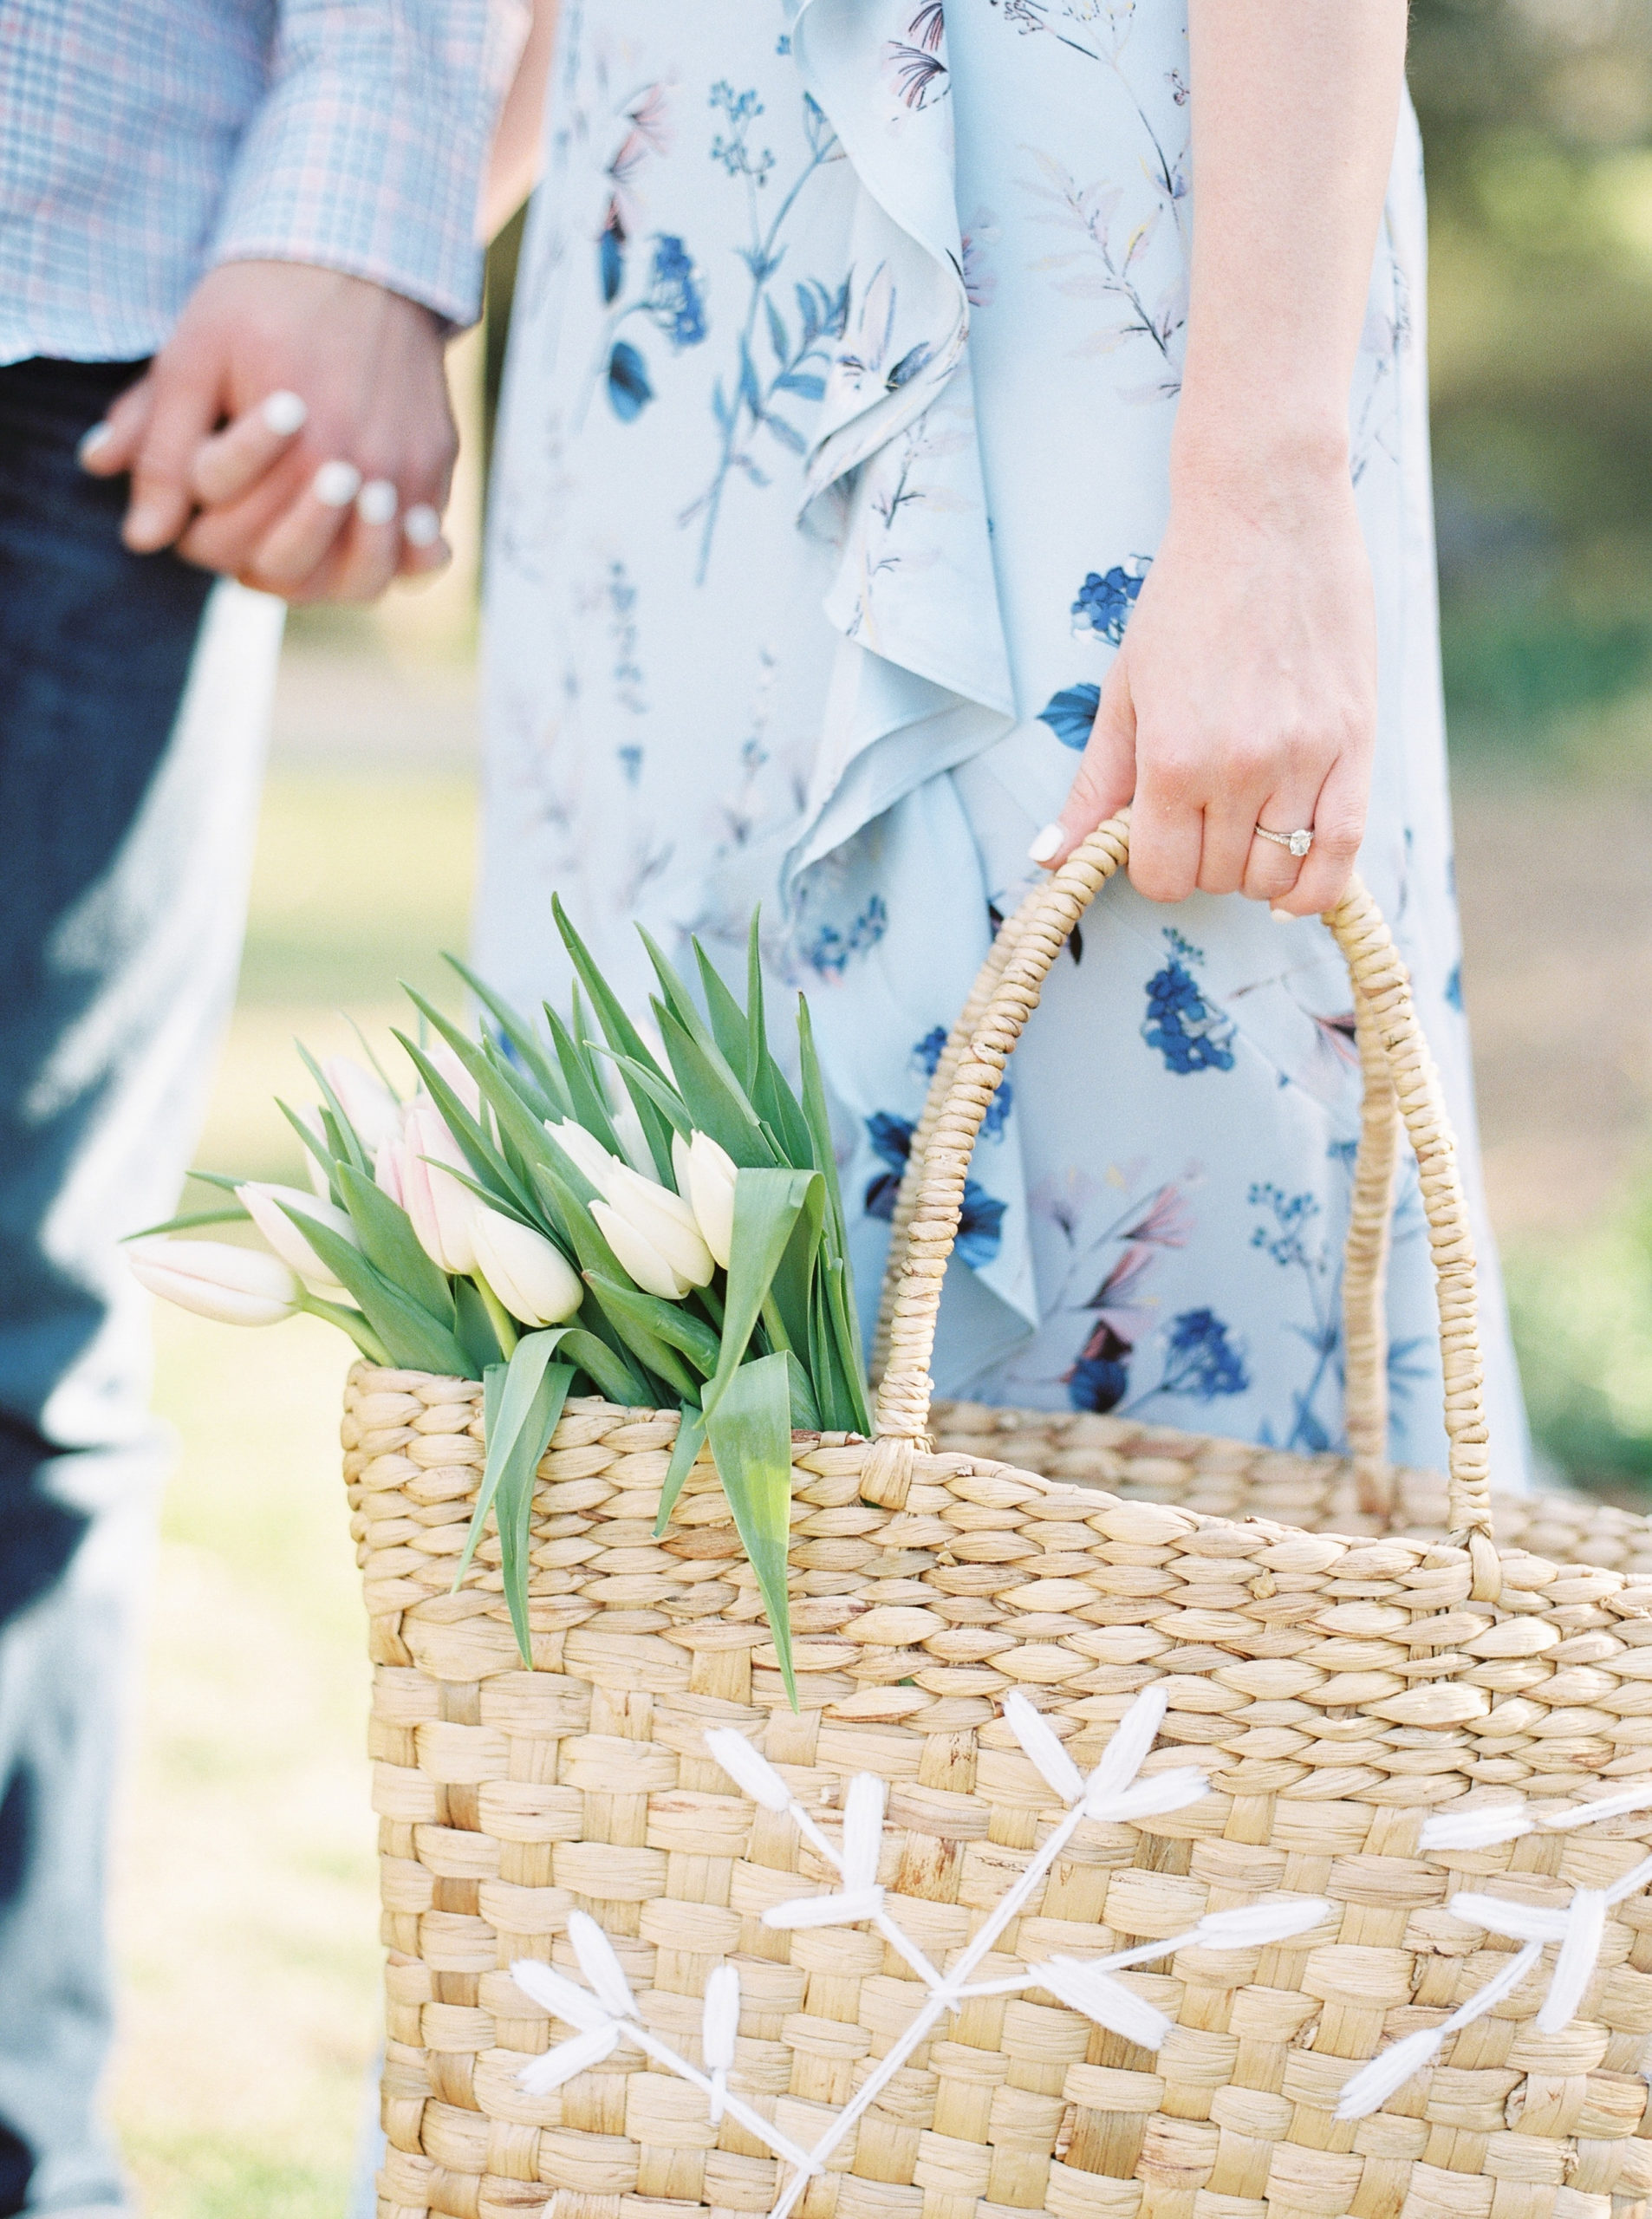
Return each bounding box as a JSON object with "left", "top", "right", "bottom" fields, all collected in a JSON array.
[
  {"left": 1336, "top": 1785, "right": 1652, "bottom": 2121},
  {"left": 510, "top": 1687, "right": 1330, "bottom": 2219}
]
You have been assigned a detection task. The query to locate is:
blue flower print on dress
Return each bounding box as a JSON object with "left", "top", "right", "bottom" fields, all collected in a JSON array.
[
  {"left": 913, "top": 1025, "right": 1012, "bottom": 1136},
  {"left": 646, "top": 236, "right": 708, "bottom": 348},
  {"left": 1249, "top": 1178, "right": 1338, "bottom": 1453},
  {"left": 1072, "top": 558, "right": 1149, "bottom": 644},
  {"left": 608, "top": 341, "right": 653, "bottom": 420},
  {"left": 1142, "top": 929, "right": 1236, "bottom": 1074},
  {"left": 602, "top": 237, "right": 708, "bottom": 421},
  {"left": 1155, "top": 1307, "right": 1249, "bottom": 1400},
  {"left": 1037, "top": 681, "right": 1101, "bottom": 750},
  {"left": 1069, "top": 1327, "right": 1131, "bottom": 1414},
  {"left": 798, "top": 893, "right": 888, "bottom": 978},
  {"left": 683, "top": 85, "right": 846, "bottom": 579},
  {"left": 863, "top": 1112, "right": 1005, "bottom": 1267}
]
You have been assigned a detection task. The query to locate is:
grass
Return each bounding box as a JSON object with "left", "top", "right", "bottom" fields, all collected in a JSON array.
[{"left": 108, "top": 756, "right": 476, "bottom": 2219}]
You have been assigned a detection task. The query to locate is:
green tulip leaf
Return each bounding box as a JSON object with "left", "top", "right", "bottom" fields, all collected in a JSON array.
[
  {"left": 280, "top": 1207, "right": 475, "bottom": 1379},
  {"left": 458, "top": 1331, "right": 576, "bottom": 1663},
  {"left": 654, "top": 1402, "right": 706, "bottom": 1536},
  {"left": 706, "top": 1168, "right": 818, "bottom": 1415},
  {"left": 583, "top": 1272, "right": 720, "bottom": 1376},
  {"left": 705, "top": 1351, "right": 798, "bottom": 1706},
  {"left": 335, "top": 1162, "right": 456, "bottom": 1326}
]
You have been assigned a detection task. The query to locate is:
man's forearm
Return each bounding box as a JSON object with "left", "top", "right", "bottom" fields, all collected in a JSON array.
[{"left": 209, "top": 0, "right": 530, "bottom": 328}]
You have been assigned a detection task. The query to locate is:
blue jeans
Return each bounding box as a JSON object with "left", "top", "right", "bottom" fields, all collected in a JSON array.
[{"left": 0, "top": 359, "right": 282, "bottom": 2216}]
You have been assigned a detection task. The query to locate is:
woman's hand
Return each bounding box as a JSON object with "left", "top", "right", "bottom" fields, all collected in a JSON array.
[
  {"left": 1030, "top": 0, "right": 1405, "bottom": 914},
  {"left": 1034, "top": 435, "right": 1376, "bottom": 916}
]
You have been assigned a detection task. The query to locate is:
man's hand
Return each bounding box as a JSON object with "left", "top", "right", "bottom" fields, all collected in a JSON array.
[{"left": 81, "top": 261, "right": 457, "bottom": 602}]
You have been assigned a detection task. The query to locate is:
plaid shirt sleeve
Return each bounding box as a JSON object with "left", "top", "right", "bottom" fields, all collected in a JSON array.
[{"left": 206, "top": 0, "right": 528, "bottom": 329}]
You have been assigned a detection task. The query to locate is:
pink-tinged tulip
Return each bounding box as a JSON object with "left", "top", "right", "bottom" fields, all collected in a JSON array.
[
  {"left": 321, "top": 1056, "right": 404, "bottom": 1155},
  {"left": 547, "top": 1117, "right": 622, "bottom": 1194},
  {"left": 127, "top": 1236, "right": 300, "bottom": 1326},
  {"left": 428, "top": 1043, "right": 482, "bottom": 1120},
  {"left": 678, "top": 1130, "right": 737, "bottom": 1270},
  {"left": 400, "top": 1096, "right": 478, "bottom": 1274},
  {"left": 236, "top": 1182, "right": 359, "bottom": 1295},
  {"left": 591, "top": 1162, "right": 714, "bottom": 1298},
  {"left": 374, "top": 1140, "right": 405, "bottom": 1207},
  {"left": 471, "top": 1208, "right": 582, "bottom": 1327}
]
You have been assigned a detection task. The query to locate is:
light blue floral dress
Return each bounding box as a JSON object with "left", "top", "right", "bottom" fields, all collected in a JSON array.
[{"left": 477, "top": 0, "right": 1532, "bottom": 1482}]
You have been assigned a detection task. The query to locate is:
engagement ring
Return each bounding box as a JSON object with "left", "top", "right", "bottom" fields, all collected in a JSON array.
[{"left": 1254, "top": 823, "right": 1314, "bottom": 858}]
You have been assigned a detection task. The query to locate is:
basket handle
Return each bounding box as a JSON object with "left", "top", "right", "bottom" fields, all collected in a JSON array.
[{"left": 868, "top": 814, "right": 1493, "bottom": 1546}]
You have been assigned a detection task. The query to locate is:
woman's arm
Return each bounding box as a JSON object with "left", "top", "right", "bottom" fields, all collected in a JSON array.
[
  {"left": 1035, "top": 0, "right": 1410, "bottom": 916},
  {"left": 482, "top": 0, "right": 559, "bottom": 241}
]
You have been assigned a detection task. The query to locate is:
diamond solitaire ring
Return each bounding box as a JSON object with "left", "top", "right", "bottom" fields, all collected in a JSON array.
[{"left": 1254, "top": 823, "right": 1314, "bottom": 858}]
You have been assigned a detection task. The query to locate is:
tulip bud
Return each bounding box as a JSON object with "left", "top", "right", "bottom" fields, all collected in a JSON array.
[
  {"left": 682, "top": 1130, "right": 737, "bottom": 1270},
  {"left": 428, "top": 1043, "right": 482, "bottom": 1120},
  {"left": 127, "top": 1236, "right": 301, "bottom": 1327},
  {"left": 400, "top": 1096, "right": 478, "bottom": 1273},
  {"left": 237, "top": 1181, "right": 360, "bottom": 1295},
  {"left": 321, "top": 1057, "right": 404, "bottom": 1155},
  {"left": 471, "top": 1207, "right": 582, "bottom": 1327},
  {"left": 374, "top": 1139, "right": 405, "bottom": 1207},
  {"left": 591, "top": 1162, "right": 714, "bottom": 1298},
  {"left": 547, "top": 1117, "right": 622, "bottom": 1194},
  {"left": 609, "top": 1090, "right": 653, "bottom": 1175}
]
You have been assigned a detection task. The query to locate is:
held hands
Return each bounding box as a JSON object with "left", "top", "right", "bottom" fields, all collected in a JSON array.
[
  {"left": 1032, "top": 442, "right": 1377, "bottom": 917},
  {"left": 80, "top": 262, "right": 458, "bottom": 603}
]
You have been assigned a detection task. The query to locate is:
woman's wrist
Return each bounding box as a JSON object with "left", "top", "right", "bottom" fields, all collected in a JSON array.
[{"left": 1169, "top": 391, "right": 1350, "bottom": 511}]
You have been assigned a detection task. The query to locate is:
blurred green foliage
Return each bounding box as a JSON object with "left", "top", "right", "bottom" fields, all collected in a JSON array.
[{"left": 1412, "top": 0, "right": 1652, "bottom": 752}]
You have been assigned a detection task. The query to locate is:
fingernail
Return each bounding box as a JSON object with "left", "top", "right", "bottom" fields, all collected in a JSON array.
[
  {"left": 1270, "top": 905, "right": 1300, "bottom": 922},
  {"left": 356, "top": 478, "right": 399, "bottom": 527},
  {"left": 78, "top": 422, "right": 112, "bottom": 465},
  {"left": 402, "top": 503, "right": 442, "bottom": 548},
  {"left": 313, "top": 459, "right": 362, "bottom": 507},
  {"left": 1028, "top": 823, "right": 1064, "bottom": 865},
  {"left": 122, "top": 503, "right": 169, "bottom": 548},
  {"left": 262, "top": 388, "right": 307, "bottom": 437}
]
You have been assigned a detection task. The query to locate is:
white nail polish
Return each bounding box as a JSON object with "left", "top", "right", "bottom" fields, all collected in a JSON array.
[
  {"left": 402, "top": 503, "right": 442, "bottom": 548},
  {"left": 1028, "top": 823, "right": 1064, "bottom": 865},
  {"left": 1270, "top": 905, "right": 1300, "bottom": 922},
  {"left": 77, "top": 422, "right": 112, "bottom": 463},
  {"left": 356, "top": 478, "right": 399, "bottom": 526},
  {"left": 261, "top": 388, "right": 307, "bottom": 436},
  {"left": 313, "top": 459, "right": 362, "bottom": 507}
]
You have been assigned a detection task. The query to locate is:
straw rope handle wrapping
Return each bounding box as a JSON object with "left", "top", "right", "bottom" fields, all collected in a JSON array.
[{"left": 870, "top": 815, "right": 1495, "bottom": 1545}]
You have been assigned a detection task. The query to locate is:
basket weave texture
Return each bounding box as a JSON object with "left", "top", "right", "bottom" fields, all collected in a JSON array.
[{"left": 349, "top": 826, "right": 1652, "bottom": 2219}]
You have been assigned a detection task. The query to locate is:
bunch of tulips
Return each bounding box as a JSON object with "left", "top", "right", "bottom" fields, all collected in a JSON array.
[{"left": 127, "top": 908, "right": 870, "bottom": 1693}]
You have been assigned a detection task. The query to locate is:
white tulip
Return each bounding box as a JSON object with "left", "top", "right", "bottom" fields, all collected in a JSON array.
[
  {"left": 681, "top": 1130, "right": 737, "bottom": 1269},
  {"left": 547, "top": 1116, "right": 623, "bottom": 1194},
  {"left": 400, "top": 1096, "right": 478, "bottom": 1273},
  {"left": 472, "top": 1207, "right": 582, "bottom": 1326},
  {"left": 321, "top": 1056, "right": 404, "bottom": 1155},
  {"left": 593, "top": 1162, "right": 714, "bottom": 1297},
  {"left": 427, "top": 1042, "right": 482, "bottom": 1120},
  {"left": 127, "top": 1236, "right": 301, "bottom": 1327},
  {"left": 591, "top": 1201, "right": 689, "bottom": 1298},
  {"left": 237, "top": 1181, "right": 360, "bottom": 1295}
]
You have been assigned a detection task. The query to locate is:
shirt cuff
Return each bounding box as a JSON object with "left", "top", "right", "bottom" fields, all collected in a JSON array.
[{"left": 206, "top": 1, "right": 527, "bottom": 328}]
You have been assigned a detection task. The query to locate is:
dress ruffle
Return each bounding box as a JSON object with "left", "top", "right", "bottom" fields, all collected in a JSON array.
[
  {"left": 783, "top": 0, "right": 1019, "bottom": 888},
  {"left": 781, "top": 0, "right": 1044, "bottom": 1344}
]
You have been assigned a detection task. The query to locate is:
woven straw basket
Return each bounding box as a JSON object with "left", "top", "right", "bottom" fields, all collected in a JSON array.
[{"left": 348, "top": 822, "right": 1652, "bottom": 2219}]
